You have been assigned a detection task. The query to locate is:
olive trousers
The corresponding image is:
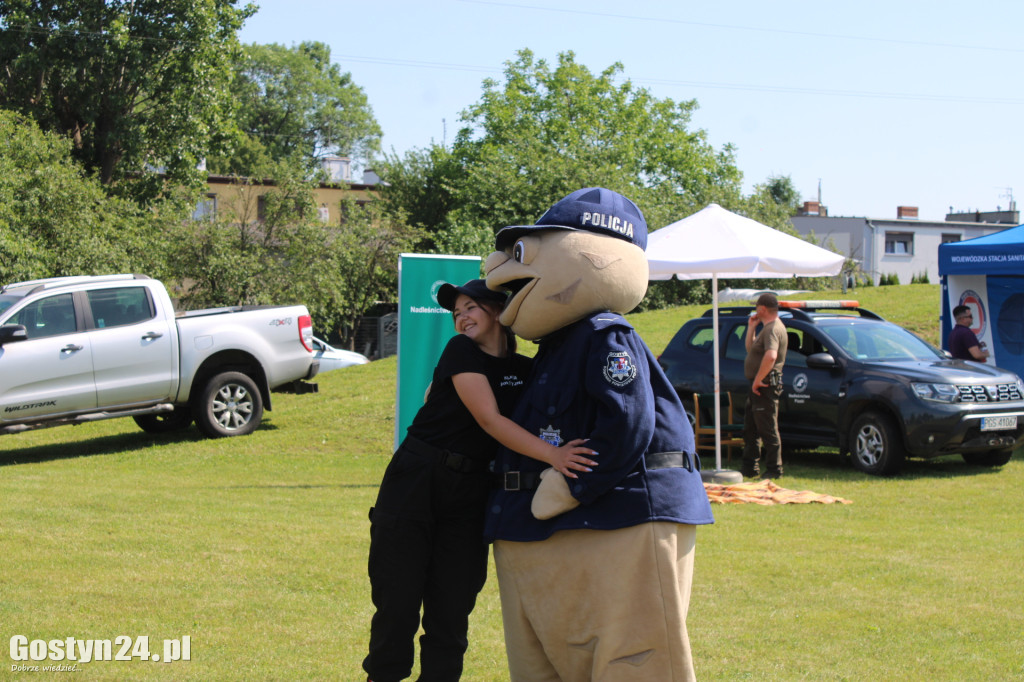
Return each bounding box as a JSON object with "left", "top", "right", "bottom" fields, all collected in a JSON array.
[{"left": 742, "top": 383, "right": 784, "bottom": 477}]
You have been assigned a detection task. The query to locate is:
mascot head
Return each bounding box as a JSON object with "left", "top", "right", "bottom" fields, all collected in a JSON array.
[{"left": 484, "top": 187, "right": 650, "bottom": 340}]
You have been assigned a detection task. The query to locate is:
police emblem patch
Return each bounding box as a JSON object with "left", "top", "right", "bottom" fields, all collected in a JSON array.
[
  {"left": 603, "top": 351, "right": 637, "bottom": 386},
  {"left": 539, "top": 424, "right": 563, "bottom": 447}
]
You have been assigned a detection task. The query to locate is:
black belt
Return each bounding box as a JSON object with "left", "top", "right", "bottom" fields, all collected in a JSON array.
[
  {"left": 402, "top": 436, "right": 489, "bottom": 474},
  {"left": 646, "top": 451, "right": 699, "bottom": 473},
  {"left": 501, "top": 450, "right": 698, "bottom": 492},
  {"left": 501, "top": 470, "right": 543, "bottom": 491}
]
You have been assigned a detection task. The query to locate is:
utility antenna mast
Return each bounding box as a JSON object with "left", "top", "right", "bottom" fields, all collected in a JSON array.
[{"left": 999, "top": 187, "right": 1016, "bottom": 212}]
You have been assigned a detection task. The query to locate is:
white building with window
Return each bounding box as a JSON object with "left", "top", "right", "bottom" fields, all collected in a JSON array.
[{"left": 790, "top": 203, "right": 1017, "bottom": 285}]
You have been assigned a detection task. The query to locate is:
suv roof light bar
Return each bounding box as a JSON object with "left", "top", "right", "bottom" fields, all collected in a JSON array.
[
  {"left": 781, "top": 301, "right": 884, "bottom": 321},
  {"left": 702, "top": 302, "right": 884, "bottom": 321},
  {"left": 779, "top": 300, "right": 860, "bottom": 309}
]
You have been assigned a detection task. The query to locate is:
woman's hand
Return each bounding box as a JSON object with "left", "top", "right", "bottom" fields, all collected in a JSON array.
[
  {"left": 545, "top": 438, "right": 598, "bottom": 479},
  {"left": 451, "top": 373, "right": 600, "bottom": 474}
]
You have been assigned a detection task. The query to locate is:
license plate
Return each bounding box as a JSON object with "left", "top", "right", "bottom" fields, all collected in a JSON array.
[{"left": 981, "top": 415, "right": 1017, "bottom": 431}]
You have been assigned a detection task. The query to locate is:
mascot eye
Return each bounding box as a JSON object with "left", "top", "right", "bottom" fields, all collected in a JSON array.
[{"left": 513, "top": 240, "right": 526, "bottom": 263}]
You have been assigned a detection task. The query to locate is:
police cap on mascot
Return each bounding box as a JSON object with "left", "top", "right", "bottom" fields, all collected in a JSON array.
[{"left": 483, "top": 187, "right": 714, "bottom": 681}]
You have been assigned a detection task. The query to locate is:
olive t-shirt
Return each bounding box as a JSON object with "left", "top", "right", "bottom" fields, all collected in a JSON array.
[
  {"left": 743, "top": 318, "right": 788, "bottom": 380},
  {"left": 406, "top": 333, "right": 532, "bottom": 464}
]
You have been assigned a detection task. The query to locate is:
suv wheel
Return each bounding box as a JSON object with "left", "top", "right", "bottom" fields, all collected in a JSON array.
[
  {"left": 849, "top": 411, "right": 906, "bottom": 475},
  {"left": 961, "top": 449, "right": 1014, "bottom": 466}
]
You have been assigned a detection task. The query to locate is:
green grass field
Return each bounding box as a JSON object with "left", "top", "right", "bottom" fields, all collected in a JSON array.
[{"left": 2, "top": 283, "right": 1023, "bottom": 681}]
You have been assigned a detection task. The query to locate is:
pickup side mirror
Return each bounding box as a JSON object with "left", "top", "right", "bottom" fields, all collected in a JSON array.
[
  {"left": 806, "top": 352, "right": 837, "bottom": 369},
  {"left": 0, "top": 324, "right": 28, "bottom": 346}
]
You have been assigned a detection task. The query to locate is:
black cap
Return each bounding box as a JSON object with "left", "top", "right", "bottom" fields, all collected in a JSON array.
[{"left": 436, "top": 279, "right": 508, "bottom": 311}]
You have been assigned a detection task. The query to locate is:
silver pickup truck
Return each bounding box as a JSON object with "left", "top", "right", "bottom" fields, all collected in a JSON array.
[{"left": 0, "top": 274, "right": 319, "bottom": 438}]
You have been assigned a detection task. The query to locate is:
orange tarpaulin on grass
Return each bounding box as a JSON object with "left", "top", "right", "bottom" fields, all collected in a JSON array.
[{"left": 704, "top": 479, "right": 852, "bottom": 505}]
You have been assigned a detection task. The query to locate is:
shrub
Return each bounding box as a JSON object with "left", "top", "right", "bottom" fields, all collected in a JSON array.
[{"left": 879, "top": 273, "right": 901, "bottom": 286}]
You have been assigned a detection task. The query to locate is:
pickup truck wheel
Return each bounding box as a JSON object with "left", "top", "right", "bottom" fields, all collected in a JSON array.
[
  {"left": 961, "top": 448, "right": 1014, "bottom": 466},
  {"left": 849, "top": 411, "right": 905, "bottom": 476},
  {"left": 195, "top": 371, "right": 263, "bottom": 438},
  {"left": 133, "top": 411, "right": 193, "bottom": 433}
]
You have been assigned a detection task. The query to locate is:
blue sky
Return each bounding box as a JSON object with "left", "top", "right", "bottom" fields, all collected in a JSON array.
[{"left": 239, "top": 0, "right": 1024, "bottom": 224}]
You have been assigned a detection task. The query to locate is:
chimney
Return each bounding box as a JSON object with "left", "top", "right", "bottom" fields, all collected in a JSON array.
[
  {"left": 801, "top": 201, "right": 822, "bottom": 216},
  {"left": 897, "top": 206, "right": 918, "bottom": 220},
  {"left": 321, "top": 155, "right": 351, "bottom": 183}
]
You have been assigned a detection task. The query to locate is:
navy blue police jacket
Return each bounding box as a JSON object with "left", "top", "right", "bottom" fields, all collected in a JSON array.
[{"left": 484, "top": 312, "right": 714, "bottom": 542}]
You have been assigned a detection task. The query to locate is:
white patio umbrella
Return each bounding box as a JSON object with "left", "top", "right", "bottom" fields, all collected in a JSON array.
[{"left": 646, "top": 204, "right": 845, "bottom": 476}]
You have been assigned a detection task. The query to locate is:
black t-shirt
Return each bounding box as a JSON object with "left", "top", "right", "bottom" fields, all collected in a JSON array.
[{"left": 406, "top": 334, "right": 532, "bottom": 464}]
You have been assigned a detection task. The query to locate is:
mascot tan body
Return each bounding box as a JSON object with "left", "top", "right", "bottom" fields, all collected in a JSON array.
[{"left": 483, "top": 188, "right": 714, "bottom": 681}]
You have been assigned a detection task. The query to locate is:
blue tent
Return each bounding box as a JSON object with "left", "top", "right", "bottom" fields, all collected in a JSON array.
[{"left": 938, "top": 224, "right": 1024, "bottom": 376}]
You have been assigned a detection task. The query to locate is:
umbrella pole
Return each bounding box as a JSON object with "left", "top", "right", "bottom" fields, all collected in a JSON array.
[
  {"left": 702, "top": 273, "right": 742, "bottom": 484},
  {"left": 713, "top": 273, "right": 722, "bottom": 472}
]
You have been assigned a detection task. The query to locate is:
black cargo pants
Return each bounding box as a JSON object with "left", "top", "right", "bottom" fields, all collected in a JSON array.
[{"left": 363, "top": 441, "right": 492, "bottom": 682}]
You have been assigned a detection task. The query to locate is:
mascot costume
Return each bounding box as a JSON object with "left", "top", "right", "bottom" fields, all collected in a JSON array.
[{"left": 483, "top": 187, "right": 714, "bottom": 681}]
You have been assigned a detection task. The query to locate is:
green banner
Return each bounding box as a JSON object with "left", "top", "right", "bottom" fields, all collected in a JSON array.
[{"left": 395, "top": 254, "right": 481, "bottom": 448}]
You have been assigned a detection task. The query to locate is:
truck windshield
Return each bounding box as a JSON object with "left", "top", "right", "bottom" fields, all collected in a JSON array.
[
  {"left": 0, "top": 294, "right": 22, "bottom": 316},
  {"left": 819, "top": 320, "right": 944, "bottom": 362}
]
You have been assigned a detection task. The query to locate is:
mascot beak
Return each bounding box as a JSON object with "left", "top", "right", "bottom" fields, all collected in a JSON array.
[{"left": 484, "top": 249, "right": 538, "bottom": 330}]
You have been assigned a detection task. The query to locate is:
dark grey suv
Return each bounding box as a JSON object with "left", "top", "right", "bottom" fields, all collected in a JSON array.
[{"left": 658, "top": 302, "right": 1024, "bottom": 475}]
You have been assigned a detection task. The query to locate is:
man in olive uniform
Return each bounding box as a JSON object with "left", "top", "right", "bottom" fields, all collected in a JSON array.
[{"left": 742, "top": 292, "right": 788, "bottom": 479}]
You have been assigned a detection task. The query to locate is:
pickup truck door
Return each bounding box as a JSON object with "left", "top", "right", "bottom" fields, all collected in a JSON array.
[
  {"left": 85, "top": 286, "right": 176, "bottom": 407},
  {"left": 0, "top": 293, "right": 97, "bottom": 421}
]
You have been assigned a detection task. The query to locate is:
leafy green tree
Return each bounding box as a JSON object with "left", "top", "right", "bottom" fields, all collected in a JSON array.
[
  {"left": 449, "top": 49, "right": 744, "bottom": 239},
  {"left": 378, "top": 144, "right": 460, "bottom": 235},
  {"left": 165, "top": 161, "right": 421, "bottom": 348},
  {"left": 164, "top": 161, "right": 317, "bottom": 308},
  {"left": 742, "top": 175, "right": 803, "bottom": 234},
  {"left": 765, "top": 174, "right": 802, "bottom": 213},
  {"left": 380, "top": 49, "right": 837, "bottom": 308},
  {"left": 0, "top": 110, "right": 172, "bottom": 282},
  {"left": 208, "top": 41, "right": 381, "bottom": 176},
  {"left": 380, "top": 49, "right": 744, "bottom": 265},
  {"left": 290, "top": 198, "right": 424, "bottom": 348},
  {"left": 0, "top": 0, "right": 253, "bottom": 200}
]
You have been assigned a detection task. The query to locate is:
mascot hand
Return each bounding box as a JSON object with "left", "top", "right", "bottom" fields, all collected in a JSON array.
[{"left": 531, "top": 468, "right": 581, "bottom": 520}]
